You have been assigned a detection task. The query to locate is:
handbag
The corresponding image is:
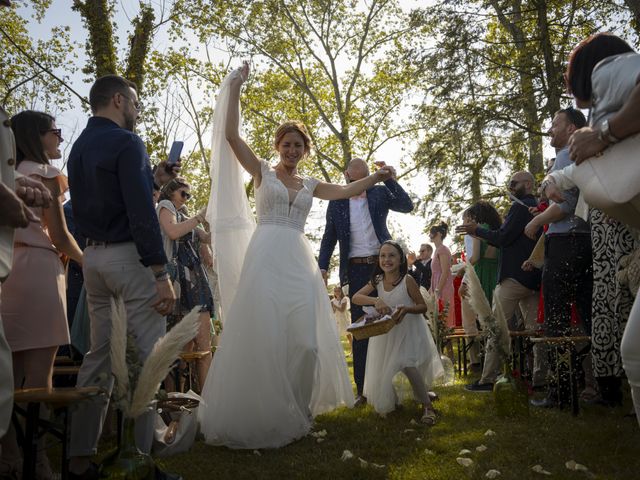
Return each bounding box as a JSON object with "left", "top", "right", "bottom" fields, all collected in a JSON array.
[{"left": 571, "top": 133, "right": 640, "bottom": 229}]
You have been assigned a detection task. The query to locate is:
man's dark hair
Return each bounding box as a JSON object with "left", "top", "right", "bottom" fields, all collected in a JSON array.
[
  {"left": 89, "top": 74, "right": 138, "bottom": 113},
  {"left": 565, "top": 33, "right": 634, "bottom": 102},
  {"left": 556, "top": 107, "right": 587, "bottom": 129}
]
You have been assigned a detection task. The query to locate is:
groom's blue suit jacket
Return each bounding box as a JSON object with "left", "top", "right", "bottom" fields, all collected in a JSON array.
[{"left": 318, "top": 179, "right": 413, "bottom": 286}]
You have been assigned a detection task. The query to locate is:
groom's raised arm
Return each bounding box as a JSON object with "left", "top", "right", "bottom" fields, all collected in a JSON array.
[
  {"left": 383, "top": 179, "right": 413, "bottom": 213},
  {"left": 318, "top": 203, "right": 338, "bottom": 273}
]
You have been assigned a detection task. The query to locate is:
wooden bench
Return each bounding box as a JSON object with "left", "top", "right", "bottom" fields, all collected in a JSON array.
[
  {"left": 530, "top": 336, "right": 591, "bottom": 415},
  {"left": 12, "top": 386, "right": 104, "bottom": 480},
  {"left": 509, "top": 330, "right": 540, "bottom": 379},
  {"left": 444, "top": 332, "right": 483, "bottom": 376}
]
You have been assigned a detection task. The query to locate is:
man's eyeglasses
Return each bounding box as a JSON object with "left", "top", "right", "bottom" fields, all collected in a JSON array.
[
  {"left": 180, "top": 190, "right": 191, "bottom": 200},
  {"left": 43, "top": 128, "right": 63, "bottom": 140},
  {"left": 118, "top": 92, "right": 143, "bottom": 112},
  {"left": 509, "top": 180, "right": 522, "bottom": 188}
]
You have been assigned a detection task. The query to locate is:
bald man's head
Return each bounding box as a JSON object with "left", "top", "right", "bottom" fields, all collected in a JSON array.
[
  {"left": 345, "top": 158, "right": 369, "bottom": 182},
  {"left": 509, "top": 170, "right": 535, "bottom": 198}
]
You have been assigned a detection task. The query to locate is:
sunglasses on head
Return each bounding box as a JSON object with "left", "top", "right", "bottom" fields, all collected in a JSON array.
[{"left": 180, "top": 190, "right": 191, "bottom": 200}]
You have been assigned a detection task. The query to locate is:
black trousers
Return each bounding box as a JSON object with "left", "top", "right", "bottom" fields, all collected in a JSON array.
[
  {"left": 348, "top": 262, "right": 377, "bottom": 396},
  {"left": 542, "top": 233, "right": 593, "bottom": 403}
]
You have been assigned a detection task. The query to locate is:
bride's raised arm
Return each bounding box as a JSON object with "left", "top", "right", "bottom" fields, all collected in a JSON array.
[
  {"left": 314, "top": 166, "right": 393, "bottom": 201},
  {"left": 225, "top": 62, "right": 262, "bottom": 181}
]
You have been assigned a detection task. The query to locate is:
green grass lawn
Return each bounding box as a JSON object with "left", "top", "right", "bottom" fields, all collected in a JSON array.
[
  {"left": 147, "top": 341, "right": 640, "bottom": 480},
  {"left": 59, "top": 339, "right": 640, "bottom": 480}
]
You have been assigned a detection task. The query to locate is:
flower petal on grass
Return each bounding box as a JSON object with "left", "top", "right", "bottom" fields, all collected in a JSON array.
[
  {"left": 341, "top": 450, "right": 354, "bottom": 461},
  {"left": 456, "top": 457, "right": 474, "bottom": 467},
  {"left": 316, "top": 438, "right": 325, "bottom": 443},
  {"left": 310, "top": 429, "right": 327, "bottom": 438},
  {"left": 531, "top": 465, "right": 552, "bottom": 475},
  {"left": 476, "top": 445, "right": 488, "bottom": 452},
  {"left": 424, "top": 449, "right": 435, "bottom": 455},
  {"left": 484, "top": 429, "right": 496, "bottom": 436},
  {"left": 459, "top": 449, "right": 472, "bottom": 455},
  {"left": 409, "top": 419, "right": 419, "bottom": 426},
  {"left": 485, "top": 470, "right": 501, "bottom": 479},
  {"left": 565, "top": 460, "right": 589, "bottom": 472},
  {"left": 359, "top": 457, "right": 369, "bottom": 468},
  {"left": 415, "top": 437, "right": 422, "bottom": 442},
  {"left": 253, "top": 450, "right": 261, "bottom": 456},
  {"left": 403, "top": 428, "right": 416, "bottom": 433}
]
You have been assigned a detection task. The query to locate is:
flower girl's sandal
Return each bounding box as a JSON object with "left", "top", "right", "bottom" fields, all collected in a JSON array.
[
  {"left": 164, "top": 420, "right": 180, "bottom": 444},
  {"left": 421, "top": 407, "right": 437, "bottom": 426}
]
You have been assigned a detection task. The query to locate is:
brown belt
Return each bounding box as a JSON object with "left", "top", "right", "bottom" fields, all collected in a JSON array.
[{"left": 350, "top": 255, "right": 379, "bottom": 265}]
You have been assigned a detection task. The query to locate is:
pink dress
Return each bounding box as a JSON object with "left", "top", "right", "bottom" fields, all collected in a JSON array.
[
  {"left": 0, "top": 160, "right": 70, "bottom": 351},
  {"left": 430, "top": 244, "right": 456, "bottom": 328}
]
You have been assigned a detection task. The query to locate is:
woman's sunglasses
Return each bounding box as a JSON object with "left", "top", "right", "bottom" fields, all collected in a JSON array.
[
  {"left": 180, "top": 190, "right": 191, "bottom": 200},
  {"left": 43, "top": 128, "right": 63, "bottom": 140}
]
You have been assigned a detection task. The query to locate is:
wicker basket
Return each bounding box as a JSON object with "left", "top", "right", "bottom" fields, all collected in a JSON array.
[{"left": 347, "top": 315, "right": 396, "bottom": 340}]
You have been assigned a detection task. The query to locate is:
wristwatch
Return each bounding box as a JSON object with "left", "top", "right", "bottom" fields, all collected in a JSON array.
[{"left": 598, "top": 119, "right": 620, "bottom": 145}]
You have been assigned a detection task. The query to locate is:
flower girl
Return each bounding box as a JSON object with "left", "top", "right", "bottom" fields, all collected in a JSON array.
[{"left": 352, "top": 240, "right": 440, "bottom": 425}]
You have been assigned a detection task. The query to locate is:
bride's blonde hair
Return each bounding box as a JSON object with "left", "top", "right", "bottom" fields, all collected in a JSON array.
[{"left": 273, "top": 121, "right": 313, "bottom": 156}]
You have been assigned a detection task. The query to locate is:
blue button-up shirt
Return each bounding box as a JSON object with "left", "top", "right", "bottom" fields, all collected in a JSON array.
[{"left": 67, "top": 116, "right": 167, "bottom": 267}]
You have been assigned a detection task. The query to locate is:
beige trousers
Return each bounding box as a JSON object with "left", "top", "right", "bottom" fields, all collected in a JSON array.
[
  {"left": 479, "top": 278, "right": 547, "bottom": 386},
  {"left": 69, "top": 243, "right": 165, "bottom": 457}
]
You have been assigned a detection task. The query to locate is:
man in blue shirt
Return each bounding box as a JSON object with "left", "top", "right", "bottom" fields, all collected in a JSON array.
[{"left": 67, "top": 75, "right": 175, "bottom": 479}]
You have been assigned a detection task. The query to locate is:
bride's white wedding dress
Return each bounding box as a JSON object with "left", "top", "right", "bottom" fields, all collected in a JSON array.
[{"left": 198, "top": 159, "right": 354, "bottom": 449}]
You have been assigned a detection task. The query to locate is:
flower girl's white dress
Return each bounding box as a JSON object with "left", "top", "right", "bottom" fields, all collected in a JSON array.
[
  {"left": 198, "top": 160, "right": 354, "bottom": 449},
  {"left": 364, "top": 275, "right": 444, "bottom": 414}
]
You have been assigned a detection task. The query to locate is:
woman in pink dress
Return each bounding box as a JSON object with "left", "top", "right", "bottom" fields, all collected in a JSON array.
[
  {"left": 0, "top": 111, "right": 83, "bottom": 479},
  {"left": 429, "top": 221, "right": 456, "bottom": 328}
]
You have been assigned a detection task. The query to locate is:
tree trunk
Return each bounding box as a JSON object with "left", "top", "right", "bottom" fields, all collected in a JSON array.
[
  {"left": 624, "top": 0, "right": 640, "bottom": 35},
  {"left": 73, "top": 0, "right": 118, "bottom": 78},
  {"left": 124, "top": 5, "right": 155, "bottom": 91}
]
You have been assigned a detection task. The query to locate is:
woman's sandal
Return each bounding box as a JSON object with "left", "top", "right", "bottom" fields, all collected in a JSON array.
[{"left": 421, "top": 406, "right": 437, "bottom": 426}]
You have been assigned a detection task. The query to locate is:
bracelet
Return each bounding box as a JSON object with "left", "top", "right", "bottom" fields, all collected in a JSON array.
[
  {"left": 153, "top": 268, "right": 169, "bottom": 279},
  {"left": 155, "top": 272, "right": 170, "bottom": 282}
]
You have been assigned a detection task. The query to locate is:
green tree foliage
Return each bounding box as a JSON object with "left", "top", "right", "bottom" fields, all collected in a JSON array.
[
  {"left": 0, "top": 1, "right": 79, "bottom": 113},
  {"left": 410, "top": 0, "right": 636, "bottom": 218},
  {"left": 173, "top": 0, "right": 422, "bottom": 181}
]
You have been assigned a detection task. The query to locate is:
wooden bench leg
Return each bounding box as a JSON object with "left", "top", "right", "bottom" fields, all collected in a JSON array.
[
  {"left": 462, "top": 337, "right": 468, "bottom": 377},
  {"left": 23, "top": 402, "right": 40, "bottom": 480}
]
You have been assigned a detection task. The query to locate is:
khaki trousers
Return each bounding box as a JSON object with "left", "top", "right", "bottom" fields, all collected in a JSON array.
[
  {"left": 69, "top": 243, "right": 165, "bottom": 457},
  {"left": 479, "top": 278, "right": 547, "bottom": 385}
]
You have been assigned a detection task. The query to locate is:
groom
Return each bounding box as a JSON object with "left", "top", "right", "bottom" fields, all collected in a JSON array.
[{"left": 318, "top": 158, "right": 413, "bottom": 405}]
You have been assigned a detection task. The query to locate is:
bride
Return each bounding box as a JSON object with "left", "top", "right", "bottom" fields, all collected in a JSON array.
[{"left": 198, "top": 62, "right": 393, "bottom": 449}]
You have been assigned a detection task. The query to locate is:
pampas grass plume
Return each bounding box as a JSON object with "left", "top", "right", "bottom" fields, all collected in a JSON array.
[
  {"left": 129, "top": 306, "right": 202, "bottom": 418},
  {"left": 463, "top": 260, "right": 492, "bottom": 326}
]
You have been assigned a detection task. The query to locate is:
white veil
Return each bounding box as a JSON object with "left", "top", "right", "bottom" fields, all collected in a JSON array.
[{"left": 206, "top": 71, "right": 256, "bottom": 320}]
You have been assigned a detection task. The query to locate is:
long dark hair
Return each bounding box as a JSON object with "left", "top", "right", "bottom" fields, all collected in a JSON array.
[
  {"left": 10, "top": 110, "right": 56, "bottom": 166},
  {"left": 464, "top": 201, "right": 502, "bottom": 230},
  {"left": 565, "top": 33, "right": 634, "bottom": 102},
  {"left": 370, "top": 240, "right": 408, "bottom": 287}
]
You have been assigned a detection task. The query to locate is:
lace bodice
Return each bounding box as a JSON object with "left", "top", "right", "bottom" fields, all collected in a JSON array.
[{"left": 256, "top": 160, "right": 320, "bottom": 232}]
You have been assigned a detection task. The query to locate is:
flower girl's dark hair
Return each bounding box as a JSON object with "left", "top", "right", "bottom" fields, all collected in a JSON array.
[{"left": 370, "top": 240, "right": 408, "bottom": 287}]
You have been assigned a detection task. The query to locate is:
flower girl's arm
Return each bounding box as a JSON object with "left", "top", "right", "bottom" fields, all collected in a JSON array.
[
  {"left": 352, "top": 282, "right": 377, "bottom": 306},
  {"left": 403, "top": 276, "right": 428, "bottom": 315},
  {"left": 225, "top": 63, "right": 262, "bottom": 180}
]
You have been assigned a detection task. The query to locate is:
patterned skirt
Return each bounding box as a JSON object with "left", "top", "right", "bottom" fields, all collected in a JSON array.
[{"left": 590, "top": 208, "right": 639, "bottom": 378}]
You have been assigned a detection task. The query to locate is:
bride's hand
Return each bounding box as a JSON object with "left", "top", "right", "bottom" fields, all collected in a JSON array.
[
  {"left": 232, "top": 60, "right": 250, "bottom": 83},
  {"left": 375, "top": 166, "right": 393, "bottom": 182}
]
